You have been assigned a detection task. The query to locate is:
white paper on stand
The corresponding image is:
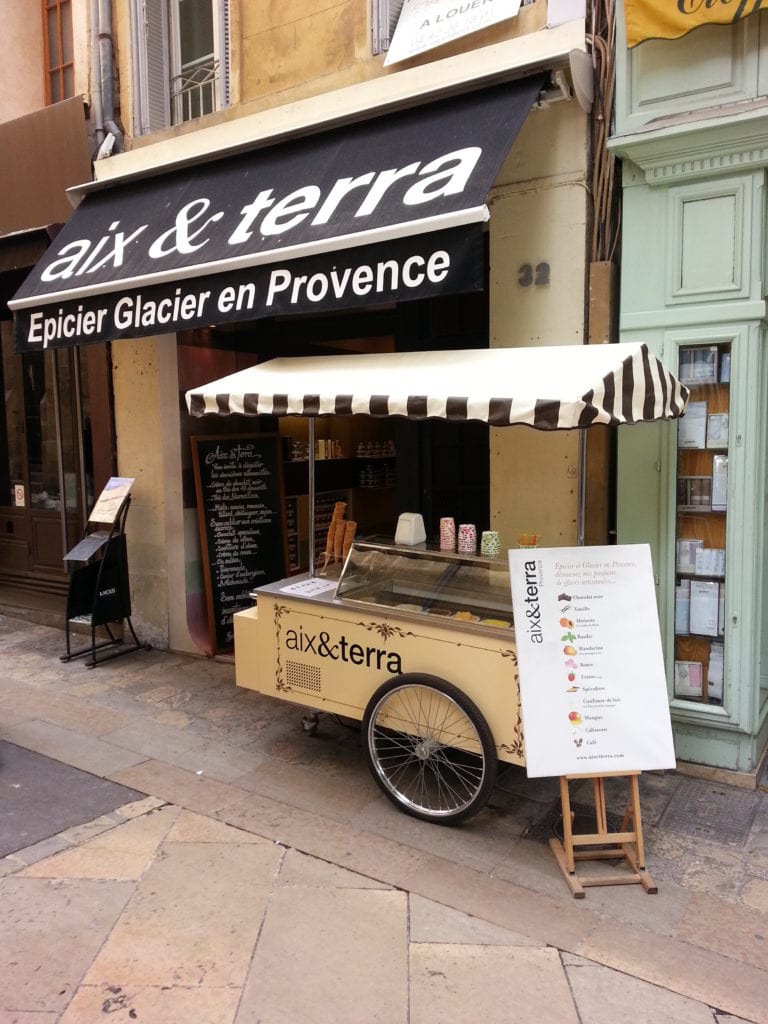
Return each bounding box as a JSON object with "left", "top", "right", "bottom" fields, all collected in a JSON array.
[{"left": 508, "top": 544, "right": 676, "bottom": 778}]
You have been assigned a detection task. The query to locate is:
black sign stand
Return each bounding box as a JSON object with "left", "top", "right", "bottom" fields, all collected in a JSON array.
[{"left": 60, "top": 494, "right": 148, "bottom": 668}]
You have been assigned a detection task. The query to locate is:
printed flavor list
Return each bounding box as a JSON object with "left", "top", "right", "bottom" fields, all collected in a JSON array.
[
  {"left": 509, "top": 545, "right": 676, "bottom": 778},
  {"left": 555, "top": 579, "right": 616, "bottom": 755}
]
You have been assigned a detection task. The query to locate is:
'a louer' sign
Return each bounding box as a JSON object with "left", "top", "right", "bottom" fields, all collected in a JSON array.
[
  {"left": 386, "top": 0, "right": 523, "bottom": 67},
  {"left": 11, "top": 77, "right": 544, "bottom": 352}
]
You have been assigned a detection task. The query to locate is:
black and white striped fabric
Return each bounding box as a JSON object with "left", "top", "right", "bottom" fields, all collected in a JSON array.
[{"left": 186, "top": 343, "right": 688, "bottom": 429}]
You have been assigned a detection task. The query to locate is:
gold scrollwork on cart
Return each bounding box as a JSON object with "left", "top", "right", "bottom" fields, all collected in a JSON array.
[
  {"left": 498, "top": 647, "right": 524, "bottom": 759},
  {"left": 355, "top": 620, "right": 416, "bottom": 642},
  {"left": 273, "top": 603, "right": 291, "bottom": 693}
]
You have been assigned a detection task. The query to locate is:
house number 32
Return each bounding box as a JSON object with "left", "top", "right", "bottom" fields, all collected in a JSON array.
[{"left": 518, "top": 262, "right": 551, "bottom": 287}]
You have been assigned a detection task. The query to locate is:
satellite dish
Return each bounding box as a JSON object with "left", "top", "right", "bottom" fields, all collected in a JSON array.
[{"left": 569, "top": 49, "right": 594, "bottom": 113}]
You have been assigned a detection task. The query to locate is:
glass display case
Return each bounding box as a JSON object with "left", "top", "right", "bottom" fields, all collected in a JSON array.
[
  {"left": 673, "top": 342, "right": 730, "bottom": 705},
  {"left": 335, "top": 536, "right": 514, "bottom": 630}
]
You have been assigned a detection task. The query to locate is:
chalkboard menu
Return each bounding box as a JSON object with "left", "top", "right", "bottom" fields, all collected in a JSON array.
[{"left": 191, "top": 435, "right": 288, "bottom": 652}]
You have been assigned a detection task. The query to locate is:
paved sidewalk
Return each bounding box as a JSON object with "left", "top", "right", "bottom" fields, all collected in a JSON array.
[{"left": 1, "top": 613, "right": 767, "bottom": 1023}]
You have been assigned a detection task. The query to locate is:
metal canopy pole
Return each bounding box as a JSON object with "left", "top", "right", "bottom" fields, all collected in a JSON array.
[
  {"left": 577, "top": 427, "right": 587, "bottom": 547},
  {"left": 308, "top": 418, "right": 316, "bottom": 577}
]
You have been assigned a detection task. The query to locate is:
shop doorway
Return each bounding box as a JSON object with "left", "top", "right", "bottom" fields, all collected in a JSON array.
[{"left": 0, "top": 323, "right": 114, "bottom": 594}]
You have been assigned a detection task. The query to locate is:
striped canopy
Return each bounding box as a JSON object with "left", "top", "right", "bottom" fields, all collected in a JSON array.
[{"left": 185, "top": 343, "right": 688, "bottom": 429}]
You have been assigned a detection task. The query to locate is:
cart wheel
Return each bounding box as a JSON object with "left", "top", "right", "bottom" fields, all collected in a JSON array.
[{"left": 362, "top": 674, "right": 497, "bottom": 825}]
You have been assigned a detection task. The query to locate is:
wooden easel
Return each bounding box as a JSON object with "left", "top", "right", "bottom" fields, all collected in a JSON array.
[{"left": 549, "top": 770, "right": 657, "bottom": 899}]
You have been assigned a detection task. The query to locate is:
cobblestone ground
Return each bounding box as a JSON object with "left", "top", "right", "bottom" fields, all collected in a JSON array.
[{"left": 1, "top": 614, "right": 766, "bottom": 1023}]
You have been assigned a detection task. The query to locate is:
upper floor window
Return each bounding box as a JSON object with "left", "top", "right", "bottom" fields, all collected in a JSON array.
[
  {"left": 43, "top": 0, "right": 74, "bottom": 103},
  {"left": 132, "top": 0, "right": 230, "bottom": 135},
  {"left": 372, "top": 0, "right": 406, "bottom": 55}
]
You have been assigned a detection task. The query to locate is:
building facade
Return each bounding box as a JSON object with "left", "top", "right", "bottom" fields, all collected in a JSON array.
[
  {"left": 0, "top": 0, "right": 115, "bottom": 609},
  {"left": 611, "top": 5, "right": 768, "bottom": 777},
  {"left": 10, "top": 1, "right": 598, "bottom": 654}
]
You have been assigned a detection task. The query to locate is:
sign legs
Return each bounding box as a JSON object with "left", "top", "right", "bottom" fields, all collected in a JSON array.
[{"left": 549, "top": 771, "right": 657, "bottom": 899}]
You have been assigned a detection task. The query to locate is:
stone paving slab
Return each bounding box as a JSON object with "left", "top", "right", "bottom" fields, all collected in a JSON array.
[
  {"left": 409, "top": 893, "right": 542, "bottom": 946},
  {"left": 59, "top": 984, "right": 241, "bottom": 1024},
  {"left": 1, "top": 681, "right": 138, "bottom": 737},
  {"left": 402, "top": 854, "right": 601, "bottom": 952},
  {"left": 0, "top": 1011, "right": 57, "bottom": 1023},
  {"left": 83, "top": 841, "right": 283, "bottom": 989},
  {"left": 237, "top": 886, "right": 408, "bottom": 1024},
  {"left": 277, "top": 846, "right": 393, "bottom": 889},
  {"left": 676, "top": 892, "right": 768, "bottom": 971},
  {"left": 562, "top": 954, "right": 719, "bottom": 1024},
  {"left": 219, "top": 790, "right": 437, "bottom": 889},
  {"left": 155, "top": 736, "right": 270, "bottom": 783},
  {"left": 410, "top": 945, "right": 578, "bottom": 1024},
  {"left": 109, "top": 758, "right": 250, "bottom": 816},
  {"left": 577, "top": 921, "right": 768, "bottom": 1024},
  {"left": 235, "top": 755, "right": 381, "bottom": 821},
  {"left": 0, "top": 878, "right": 134, "bottom": 1012},
  {"left": 164, "top": 808, "right": 270, "bottom": 844},
  {"left": 101, "top": 716, "right": 203, "bottom": 762},
  {"left": 355, "top": 790, "right": 521, "bottom": 874},
  {"left": 0, "top": 720, "right": 149, "bottom": 778},
  {"left": 20, "top": 804, "right": 180, "bottom": 880}
]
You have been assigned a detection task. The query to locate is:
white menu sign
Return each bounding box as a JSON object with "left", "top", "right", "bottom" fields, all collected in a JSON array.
[
  {"left": 384, "top": 0, "right": 523, "bottom": 67},
  {"left": 509, "top": 544, "right": 676, "bottom": 778}
]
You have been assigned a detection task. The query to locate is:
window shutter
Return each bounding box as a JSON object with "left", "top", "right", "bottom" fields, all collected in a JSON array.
[
  {"left": 372, "top": 0, "right": 406, "bottom": 55},
  {"left": 218, "top": 0, "right": 231, "bottom": 109},
  {"left": 134, "top": 0, "right": 170, "bottom": 134}
]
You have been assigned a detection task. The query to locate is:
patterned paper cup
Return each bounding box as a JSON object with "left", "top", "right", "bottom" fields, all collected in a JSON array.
[
  {"left": 457, "top": 523, "right": 477, "bottom": 554},
  {"left": 439, "top": 517, "right": 456, "bottom": 551},
  {"left": 480, "top": 530, "right": 501, "bottom": 558}
]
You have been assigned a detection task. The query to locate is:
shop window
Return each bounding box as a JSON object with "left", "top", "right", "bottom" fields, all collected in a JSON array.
[
  {"left": 372, "top": 0, "right": 406, "bottom": 54},
  {"left": 42, "top": 0, "right": 74, "bottom": 103},
  {"left": 0, "top": 325, "right": 24, "bottom": 508},
  {"left": 673, "top": 342, "right": 731, "bottom": 708},
  {"left": 132, "top": 0, "right": 230, "bottom": 134}
]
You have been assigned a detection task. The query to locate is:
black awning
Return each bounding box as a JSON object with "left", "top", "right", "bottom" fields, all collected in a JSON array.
[{"left": 10, "top": 75, "right": 543, "bottom": 352}]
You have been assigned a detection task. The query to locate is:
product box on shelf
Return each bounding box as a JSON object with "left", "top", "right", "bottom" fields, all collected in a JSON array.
[
  {"left": 706, "top": 413, "right": 729, "bottom": 449},
  {"left": 689, "top": 579, "right": 719, "bottom": 636},
  {"left": 678, "top": 401, "right": 707, "bottom": 449},
  {"left": 677, "top": 477, "right": 712, "bottom": 513},
  {"left": 675, "top": 660, "right": 704, "bottom": 699},
  {"left": 676, "top": 538, "right": 703, "bottom": 574},
  {"left": 679, "top": 346, "right": 718, "bottom": 385}
]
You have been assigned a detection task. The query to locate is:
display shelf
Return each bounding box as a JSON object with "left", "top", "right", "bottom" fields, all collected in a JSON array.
[{"left": 674, "top": 343, "right": 730, "bottom": 706}]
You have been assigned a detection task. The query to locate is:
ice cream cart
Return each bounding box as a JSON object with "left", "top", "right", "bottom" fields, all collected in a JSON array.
[{"left": 185, "top": 343, "right": 688, "bottom": 824}]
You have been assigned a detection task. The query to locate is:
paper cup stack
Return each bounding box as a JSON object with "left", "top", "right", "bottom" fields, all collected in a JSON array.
[
  {"left": 439, "top": 517, "right": 456, "bottom": 551},
  {"left": 480, "top": 530, "right": 501, "bottom": 558},
  {"left": 457, "top": 523, "right": 477, "bottom": 554}
]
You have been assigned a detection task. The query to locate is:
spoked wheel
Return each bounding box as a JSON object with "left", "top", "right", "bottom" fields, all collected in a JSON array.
[{"left": 362, "top": 674, "right": 497, "bottom": 824}]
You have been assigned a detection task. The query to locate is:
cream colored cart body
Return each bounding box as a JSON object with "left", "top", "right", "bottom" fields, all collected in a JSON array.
[
  {"left": 186, "top": 344, "right": 689, "bottom": 824},
  {"left": 235, "top": 537, "right": 524, "bottom": 821}
]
